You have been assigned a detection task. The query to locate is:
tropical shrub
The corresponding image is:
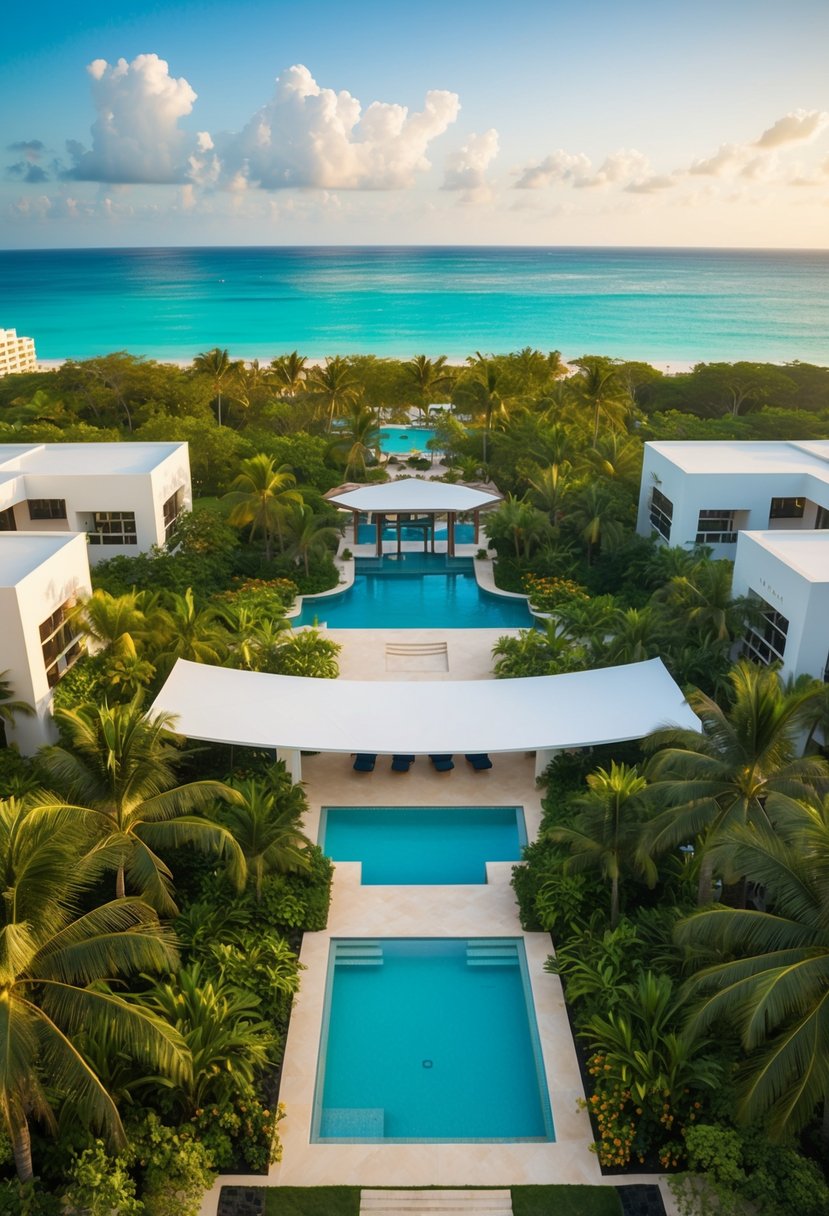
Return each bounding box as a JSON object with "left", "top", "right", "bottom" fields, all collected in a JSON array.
[
  {"left": 127, "top": 1113, "right": 215, "bottom": 1216},
  {"left": 522, "top": 574, "right": 589, "bottom": 614}
]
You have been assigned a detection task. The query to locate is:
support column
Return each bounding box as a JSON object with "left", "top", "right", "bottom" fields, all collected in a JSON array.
[
  {"left": 430, "top": 513, "right": 435, "bottom": 553},
  {"left": 375, "top": 514, "right": 383, "bottom": 557},
  {"left": 447, "top": 512, "right": 456, "bottom": 557},
  {"left": 396, "top": 517, "right": 402, "bottom": 556},
  {"left": 277, "top": 747, "right": 303, "bottom": 783},
  {"left": 473, "top": 509, "right": 480, "bottom": 545},
  {"left": 352, "top": 510, "right": 359, "bottom": 544},
  {"left": 534, "top": 747, "right": 561, "bottom": 780}
]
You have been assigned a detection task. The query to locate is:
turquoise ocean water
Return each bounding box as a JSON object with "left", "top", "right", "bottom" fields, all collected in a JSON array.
[{"left": 1, "top": 246, "right": 827, "bottom": 365}]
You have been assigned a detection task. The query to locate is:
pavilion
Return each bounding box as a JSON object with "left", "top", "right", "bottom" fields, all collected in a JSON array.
[
  {"left": 327, "top": 478, "right": 502, "bottom": 556},
  {"left": 151, "top": 657, "right": 699, "bottom": 781}
]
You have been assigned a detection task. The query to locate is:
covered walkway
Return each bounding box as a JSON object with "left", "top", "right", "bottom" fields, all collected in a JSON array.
[{"left": 151, "top": 657, "right": 698, "bottom": 780}]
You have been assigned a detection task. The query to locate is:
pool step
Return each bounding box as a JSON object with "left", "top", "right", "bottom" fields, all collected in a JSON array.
[
  {"left": 360, "top": 1190, "right": 512, "bottom": 1215},
  {"left": 334, "top": 941, "right": 384, "bottom": 967},
  {"left": 466, "top": 939, "right": 520, "bottom": 967}
]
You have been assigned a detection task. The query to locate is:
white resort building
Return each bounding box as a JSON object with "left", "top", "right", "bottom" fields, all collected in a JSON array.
[
  {"left": 638, "top": 439, "right": 829, "bottom": 684},
  {"left": 0, "top": 327, "right": 37, "bottom": 377},
  {"left": 0, "top": 441, "right": 192, "bottom": 751},
  {"left": 0, "top": 442, "right": 191, "bottom": 563}
]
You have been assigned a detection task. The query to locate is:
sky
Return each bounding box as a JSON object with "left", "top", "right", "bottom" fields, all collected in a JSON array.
[{"left": 2, "top": 0, "right": 828, "bottom": 248}]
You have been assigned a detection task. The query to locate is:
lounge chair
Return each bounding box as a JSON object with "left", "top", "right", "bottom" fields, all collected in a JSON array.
[
  {"left": 429, "top": 754, "right": 455, "bottom": 772},
  {"left": 391, "top": 754, "right": 416, "bottom": 772},
  {"left": 465, "top": 753, "right": 493, "bottom": 771},
  {"left": 352, "top": 754, "right": 377, "bottom": 772}
]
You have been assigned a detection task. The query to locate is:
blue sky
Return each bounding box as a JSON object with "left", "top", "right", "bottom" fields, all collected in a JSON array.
[{"left": 2, "top": 0, "right": 828, "bottom": 247}]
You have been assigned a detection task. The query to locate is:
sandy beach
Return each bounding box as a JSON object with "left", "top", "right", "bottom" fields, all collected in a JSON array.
[{"left": 35, "top": 355, "right": 699, "bottom": 374}]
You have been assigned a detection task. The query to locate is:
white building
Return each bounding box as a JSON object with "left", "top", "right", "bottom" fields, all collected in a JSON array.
[
  {"left": 0, "top": 442, "right": 191, "bottom": 563},
  {"left": 0, "top": 533, "right": 91, "bottom": 753},
  {"left": 0, "top": 328, "right": 37, "bottom": 377},
  {"left": 637, "top": 440, "right": 829, "bottom": 557},
  {"left": 732, "top": 531, "right": 829, "bottom": 684}
]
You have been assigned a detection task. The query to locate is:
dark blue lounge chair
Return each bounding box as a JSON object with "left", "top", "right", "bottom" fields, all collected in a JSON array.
[
  {"left": 465, "top": 753, "right": 493, "bottom": 771},
  {"left": 352, "top": 754, "right": 377, "bottom": 772},
  {"left": 429, "top": 754, "right": 455, "bottom": 772},
  {"left": 391, "top": 754, "right": 416, "bottom": 772}
]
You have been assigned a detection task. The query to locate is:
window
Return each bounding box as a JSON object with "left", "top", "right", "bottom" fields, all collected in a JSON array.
[
  {"left": 696, "top": 509, "right": 737, "bottom": 545},
  {"left": 649, "top": 488, "right": 673, "bottom": 540},
  {"left": 162, "top": 487, "right": 185, "bottom": 542},
  {"left": 28, "top": 498, "right": 66, "bottom": 520},
  {"left": 816, "top": 506, "right": 829, "bottom": 530},
  {"left": 88, "top": 511, "right": 137, "bottom": 546},
  {"left": 39, "top": 601, "right": 83, "bottom": 688},
  {"left": 769, "top": 497, "right": 805, "bottom": 520},
  {"left": 0, "top": 506, "right": 16, "bottom": 531},
  {"left": 741, "top": 594, "right": 789, "bottom": 667}
]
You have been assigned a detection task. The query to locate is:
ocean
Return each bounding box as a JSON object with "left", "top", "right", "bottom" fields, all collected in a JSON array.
[{"left": 1, "top": 246, "right": 827, "bottom": 366}]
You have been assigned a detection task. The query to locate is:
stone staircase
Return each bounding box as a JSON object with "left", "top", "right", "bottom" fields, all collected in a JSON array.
[{"left": 360, "top": 1191, "right": 512, "bottom": 1216}]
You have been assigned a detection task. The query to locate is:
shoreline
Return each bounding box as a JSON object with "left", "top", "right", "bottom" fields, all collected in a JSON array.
[{"left": 35, "top": 355, "right": 702, "bottom": 374}]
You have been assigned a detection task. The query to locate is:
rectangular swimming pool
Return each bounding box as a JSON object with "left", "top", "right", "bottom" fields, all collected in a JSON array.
[
  {"left": 320, "top": 805, "right": 526, "bottom": 884},
  {"left": 313, "top": 937, "right": 554, "bottom": 1142}
]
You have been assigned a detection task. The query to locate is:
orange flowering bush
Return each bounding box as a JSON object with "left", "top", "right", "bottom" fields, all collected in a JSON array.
[{"left": 522, "top": 574, "right": 588, "bottom": 614}]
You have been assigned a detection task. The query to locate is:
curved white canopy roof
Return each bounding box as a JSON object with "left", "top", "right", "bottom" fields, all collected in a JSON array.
[
  {"left": 151, "top": 658, "right": 698, "bottom": 755},
  {"left": 328, "top": 478, "right": 501, "bottom": 513}
]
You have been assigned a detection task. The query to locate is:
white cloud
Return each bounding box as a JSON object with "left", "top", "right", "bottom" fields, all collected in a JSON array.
[
  {"left": 219, "top": 64, "right": 460, "bottom": 190},
  {"left": 689, "top": 142, "right": 743, "bottom": 176},
  {"left": 515, "top": 150, "right": 592, "bottom": 189},
  {"left": 575, "top": 148, "right": 652, "bottom": 189},
  {"left": 68, "top": 54, "right": 199, "bottom": 183},
  {"left": 755, "top": 109, "right": 829, "bottom": 148},
  {"left": 442, "top": 129, "right": 499, "bottom": 198}
]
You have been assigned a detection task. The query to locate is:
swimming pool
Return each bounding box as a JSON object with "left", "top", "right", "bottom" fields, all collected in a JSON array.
[
  {"left": 313, "top": 937, "right": 554, "bottom": 1142},
  {"left": 320, "top": 806, "right": 526, "bottom": 884},
  {"left": 379, "top": 425, "right": 438, "bottom": 455},
  {"left": 356, "top": 522, "right": 476, "bottom": 544},
  {"left": 295, "top": 556, "right": 533, "bottom": 628}
]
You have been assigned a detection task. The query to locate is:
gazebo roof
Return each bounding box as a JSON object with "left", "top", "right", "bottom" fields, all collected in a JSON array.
[
  {"left": 150, "top": 657, "right": 698, "bottom": 755},
  {"left": 328, "top": 478, "right": 502, "bottom": 513}
]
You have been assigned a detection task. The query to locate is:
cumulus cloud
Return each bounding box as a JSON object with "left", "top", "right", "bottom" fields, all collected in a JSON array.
[
  {"left": 574, "top": 148, "right": 652, "bottom": 189},
  {"left": 218, "top": 64, "right": 459, "bottom": 190},
  {"left": 755, "top": 109, "right": 829, "bottom": 148},
  {"left": 515, "top": 150, "right": 592, "bottom": 189},
  {"left": 442, "top": 129, "right": 499, "bottom": 197},
  {"left": 5, "top": 138, "right": 52, "bottom": 183},
  {"left": 67, "top": 54, "right": 200, "bottom": 183}
]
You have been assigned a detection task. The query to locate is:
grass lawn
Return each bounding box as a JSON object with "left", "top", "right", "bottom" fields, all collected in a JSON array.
[
  {"left": 260, "top": 1186, "right": 621, "bottom": 1215},
  {"left": 512, "top": 1186, "right": 623, "bottom": 1215},
  {"left": 263, "top": 1187, "right": 360, "bottom": 1215}
]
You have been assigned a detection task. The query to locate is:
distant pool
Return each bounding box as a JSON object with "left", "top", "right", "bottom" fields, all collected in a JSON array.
[
  {"left": 295, "top": 555, "right": 533, "bottom": 629},
  {"left": 313, "top": 937, "right": 554, "bottom": 1142},
  {"left": 356, "top": 522, "right": 475, "bottom": 544},
  {"left": 379, "top": 425, "right": 438, "bottom": 455},
  {"left": 321, "top": 806, "right": 526, "bottom": 884}
]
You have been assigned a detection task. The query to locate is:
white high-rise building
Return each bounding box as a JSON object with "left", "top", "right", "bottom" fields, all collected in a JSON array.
[{"left": 0, "top": 328, "right": 37, "bottom": 377}]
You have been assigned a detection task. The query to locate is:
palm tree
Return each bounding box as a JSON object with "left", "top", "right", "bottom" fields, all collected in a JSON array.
[
  {"left": 220, "top": 603, "right": 292, "bottom": 672},
  {"left": 306, "top": 356, "right": 360, "bottom": 432},
  {"left": 271, "top": 628, "right": 341, "bottom": 678},
  {"left": 404, "top": 354, "right": 452, "bottom": 421},
  {"left": 153, "top": 588, "right": 229, "bottom": 675},
  {"left": 676, "top": 798, "right": 829, "bottom": 1142},
  {"left": 566, "top": 482, "right": 627, "bottom": 565},
  {"left": 599, "top": 606, "right": 668, "bottom": 666},
  {"left": 571, "top": 357, "right": 630, "bottom": 446},
  {"left": 528, "top": 463, "right": 572, "bottom": 523},
  {"left": 655, "top": 558, "right": 754, "bottom": 644},
  {"left": 484, "top": 494, "right": 554, "bottom": 561},
  {"left": 222, "top": 453, "right": 303, "bottom": 559},
  {"left": 0, "top": 797, "right": 188, "bottom": 1180},
  {"left": 72, "top": 589, "right": 147, "bottom": 651},
  {"left": 216, "top": 773, "right": 311, "bottom": 901},
  {"left": 464, "top": 352, "right": 505, "bottom": 464},
  {"left": 193, "top": 347, "right": 243, "bottom": 427},
  {"left": 36, "top": 700, "right": 245, "bottom": 915},
  {"left": 285, "top": 506, "right": 341, "bottom": 577},
  {"left": 270, "top": 350, "right": 307, "bottom": 398},
  {"left": 642, "top": 661, "right": 829, "bottom": 904},
  {"left": 333, "top": 403, "right": 381, "bottom": 480},
  {"left": 548, "top": 761, "right": 655, "bottom": 927}
]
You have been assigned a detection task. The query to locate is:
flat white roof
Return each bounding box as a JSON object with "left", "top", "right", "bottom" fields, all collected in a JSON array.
[
  {"left": 151, "top": 657, "right": 698, "bottom": 754},
  {"left": 329, "top": 478, "right": 501, "bottom": 513},
  {"left": 0, "top": 442, "right": 185, "bottom": 477},
  {"left": 0, "top": 532, "right": 85, "bottom": 587},
  {"left": 739, "top": 530, "right": 829, "bottom": 584},
  {"left": 646, "top": 440, "right": 829, "bottom": 479}
]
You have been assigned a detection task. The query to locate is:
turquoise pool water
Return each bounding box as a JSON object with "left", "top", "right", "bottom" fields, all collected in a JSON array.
[
  {"left": 356, "top": 522, "right": 475, "bottom": 544},
  {"left": 320, "top": 806, "right": 526, "bottom": 884},
  {"left": 313, "top": 938, "right": 554, "bottom": 1142},
  {"left": 295, "top": 555, "right": 533, "bottom": 628},
  {"left": 379, "top": 425, "right": 438, "bottom": 454}
]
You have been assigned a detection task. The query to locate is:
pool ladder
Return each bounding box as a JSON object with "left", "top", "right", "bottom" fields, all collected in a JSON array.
[{"left": 465, "top": 939, "right": 520, "bottom": 967}]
